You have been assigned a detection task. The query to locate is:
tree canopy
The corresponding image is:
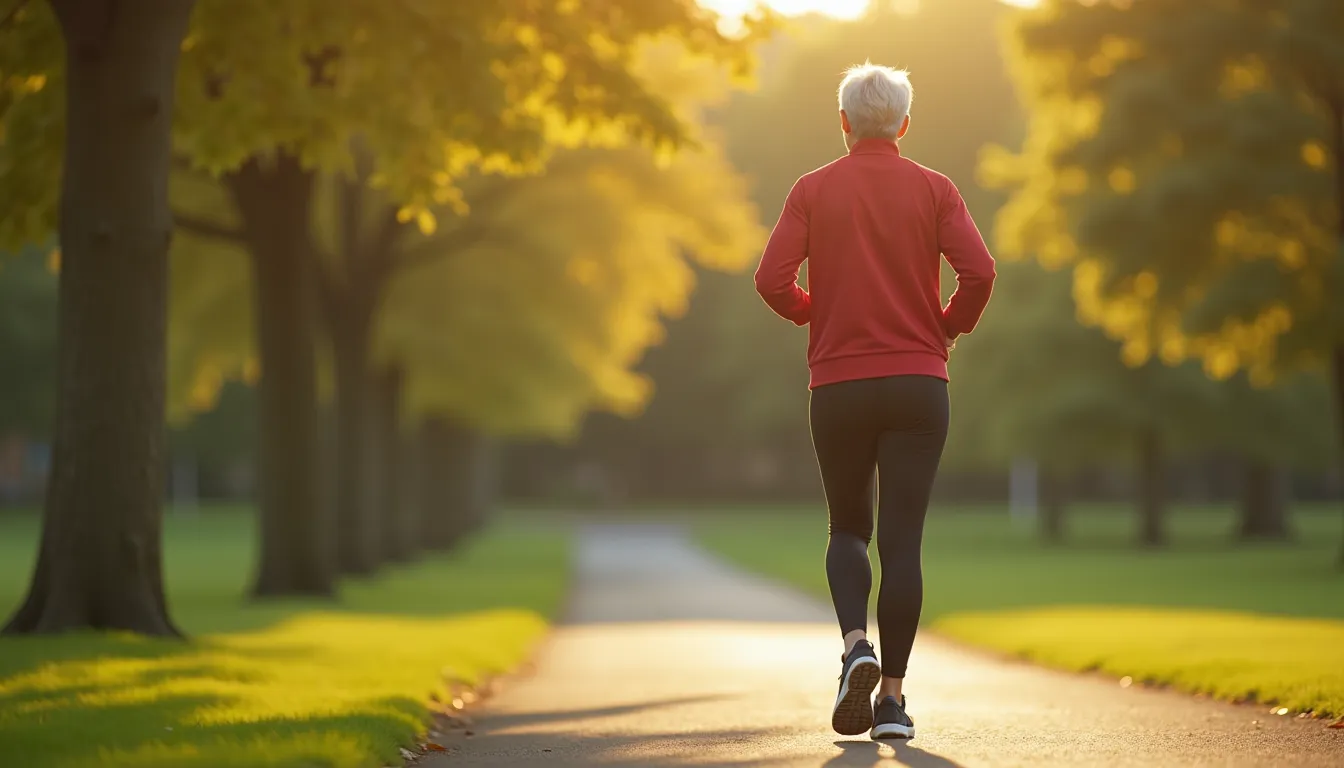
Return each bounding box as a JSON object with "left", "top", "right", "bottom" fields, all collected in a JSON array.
[{"left": 985, "top": 0, "right": 1344, "bottom": 383}]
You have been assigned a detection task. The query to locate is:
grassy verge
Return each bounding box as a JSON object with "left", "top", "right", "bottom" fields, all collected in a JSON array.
[
  {"left": 0, "top": 509, "right": 571, "bottom": 768},
  {"left": 696, "top": 505, "right": 1344, "bottom": 718}
]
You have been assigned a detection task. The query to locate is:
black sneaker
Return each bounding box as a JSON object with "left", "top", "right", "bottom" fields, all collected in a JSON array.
[
  {"left": 870, "top": 695, "right": 916, "bottom": 740},
  {"left": 831, "top": 639, "right": 881, "bottom": 735}
]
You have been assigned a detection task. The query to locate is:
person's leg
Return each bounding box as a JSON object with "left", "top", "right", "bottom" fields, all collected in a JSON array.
[
  {"left": 809, "top": 381, "right": 880, "bottom": 651},
  {"left": 811, "top": 380, "right": 887, "bottom": 736},
  {"left": 873, "top": 376, "right": 949, "bottom": 701}
]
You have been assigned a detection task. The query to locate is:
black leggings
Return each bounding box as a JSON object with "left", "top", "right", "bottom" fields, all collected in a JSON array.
[{"left": 810, "top": 374, "right": 949, "bottom": 678}]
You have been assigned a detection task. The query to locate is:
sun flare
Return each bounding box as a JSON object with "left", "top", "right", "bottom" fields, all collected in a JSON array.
[{"left": 698, "top": 0, "right": 1041, "bottom": 26}]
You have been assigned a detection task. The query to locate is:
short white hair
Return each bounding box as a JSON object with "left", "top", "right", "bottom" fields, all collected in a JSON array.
[{"left": 837, "top": 62, "right": 913, "bottom": 141}]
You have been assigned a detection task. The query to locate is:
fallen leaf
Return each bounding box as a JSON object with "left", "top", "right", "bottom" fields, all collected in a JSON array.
[
  {"left": 1328, "top": 720, "right": 1344, "bottom": 729},
  {"left": 423, "top": 743, "right": 447, "bottom": 752}
]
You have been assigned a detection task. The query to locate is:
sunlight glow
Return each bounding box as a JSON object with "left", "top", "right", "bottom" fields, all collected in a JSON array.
[
  {"left": 697, "top": 0, "right": 870, "bottom": 25},
  {"left": 698, "top": 0, "right": 1041, "bottom": 30}
]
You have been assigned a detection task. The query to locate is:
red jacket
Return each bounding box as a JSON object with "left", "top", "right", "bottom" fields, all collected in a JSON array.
[{"left": 754, "top": 139, "right": 996, "bottom": 389}]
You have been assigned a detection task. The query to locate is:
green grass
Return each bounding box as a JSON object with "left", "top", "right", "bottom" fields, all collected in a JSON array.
[
  {"left": 697, "top": 504, "right": 1344, "bottom": 717},
  {"left": 0, "top": 509, "right": 572, "bottom": 768}
]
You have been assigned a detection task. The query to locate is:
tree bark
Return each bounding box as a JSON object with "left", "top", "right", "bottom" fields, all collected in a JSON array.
[
  {"left": 226, "top": 154, "right": 333, "bottom": 597},
  {"left": 328, "top": 311, "right": 382, "bottom": 574},
  {"left": 375, "top": 366, "right": 415, "bottom": 562},
  {"left": 1039, "top": 466, "right": 1066, "bottom": 543},
  {"left": 4, "top": 0, "right": 193, "bottom": 636},
  {"left": 1137, "top": 429, "right": 1167, "bottom": 548},
  {"left": 1237, "top": 457, "right": 1290, "bottom": 541},
  {"left": 418, "top": 418, "right": 495, "bottom": 551}
]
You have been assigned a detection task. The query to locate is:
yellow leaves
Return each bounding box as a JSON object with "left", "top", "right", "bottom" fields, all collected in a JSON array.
[
  {"left": 1108, "top": 166, "right": 1136, "bottom": 194},
  {"left": 17, "top": 74, "right": 46, "bottom": 93},
  {"left": 1132, "top": 270, "right": 1157, "bottom": 298},
  {"left": 1301, "top": 141, "right": 1329, "bottom": 171},
  {"left": 45, "top": 248, "right": 59, "bottom": 273},
  {"left": 1120, "top": 338, "right": 1149, "bottom": 368},
  {"left": 541, "top": 52, "right": 566, "bottom": 80},
  {"left": 1059, "top": 166, "right": 1089, "bottom": 195},
  {"left": 1277, "top": 239, "right": 1306, "bottom": 269},
  {"left": 1158, "top": 333, "right": 1187, "bottom": 366},
  {"left": 1220, "top": 58, "right": 1269, "bottom": 98},
  {"left": 394, "top": 206, "right": 437, "bottom": 235},
  {"left": 1203, "top": 344, "right": 1240, "bottom": 380},
  {"left": 416, "top": 209, "right": 437, "bottom": 236},
  {"left": 1085, "top": 35, "right": 1141, "bottom": 78},
  {"left": 514, "top": 24, "right": 541, "bottom": 50},
  {"left": 567, "top": 256, "right": 601, "bottom": 287}
]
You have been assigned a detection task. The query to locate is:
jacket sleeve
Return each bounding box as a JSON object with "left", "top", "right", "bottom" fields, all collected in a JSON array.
[
  {"left": 754, "top": 178, "right": 812, "bottom": 326},
  {"left": 938, "top": 179, "right": 996, "bottom": 337}
]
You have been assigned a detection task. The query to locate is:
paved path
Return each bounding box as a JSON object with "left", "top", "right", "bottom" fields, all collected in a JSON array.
[{"left": 426, "top": 524, "right": 1342, "bottom": 767}]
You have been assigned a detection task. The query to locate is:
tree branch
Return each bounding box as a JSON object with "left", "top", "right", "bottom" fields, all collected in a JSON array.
[{"left": 173, "top": 211, "right": 247, "bottom": 244}]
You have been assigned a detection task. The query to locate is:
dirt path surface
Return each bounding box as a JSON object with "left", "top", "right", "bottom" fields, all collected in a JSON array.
[{"left": 425, "top": 523, "right": 1342, "bottom": 767}]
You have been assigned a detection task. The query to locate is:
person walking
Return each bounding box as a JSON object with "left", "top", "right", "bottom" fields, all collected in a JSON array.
[{"left": 753, "top": 62, "right": 996, "bottom": 740}]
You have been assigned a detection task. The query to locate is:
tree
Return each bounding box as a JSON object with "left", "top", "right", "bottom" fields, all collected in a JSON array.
[
  {"left": 951, "top": 263, "right": 1221, "bottom": 546},
  {"left": 987, "top": 0, "right": 1344, "bottom": 562},
  {"left": 1, "top": 0, "right": 196, "bottom": 635},
  {"left": 168, "top": 1, "right": 766, "bottom": 583}
]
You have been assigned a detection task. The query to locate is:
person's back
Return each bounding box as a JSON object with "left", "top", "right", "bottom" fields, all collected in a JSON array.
[
  {"left": 751, "top": 63, "right": 995, "bottom": 741},
  {"left": 755, "top": 125, "right": 994, "bottom": 388}
]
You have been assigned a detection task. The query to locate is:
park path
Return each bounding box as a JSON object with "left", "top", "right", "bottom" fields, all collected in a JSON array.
[{"left": 423, "top": 523, "right": 1342, "bottom": 767}]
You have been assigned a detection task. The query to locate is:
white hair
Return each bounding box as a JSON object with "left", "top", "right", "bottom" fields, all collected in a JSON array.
[{"left": 837, "top": 62, "right": 914, "bottom": 141}]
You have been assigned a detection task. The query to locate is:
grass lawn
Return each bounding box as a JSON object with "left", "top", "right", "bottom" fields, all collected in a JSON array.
[
  {"left": 696, "top": 504, "right": 1344, "bottom": 718},
  {"left": 0, "top": 509, "right": 571, "bottom": 768}
]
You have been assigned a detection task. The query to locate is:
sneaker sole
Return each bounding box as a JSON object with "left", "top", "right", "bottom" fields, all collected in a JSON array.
[
  {"left": 870, "top": 722, "right": 915, "bottom": 740},
  {"left": 831, "top": 656, "right": 881, "bottom": 736}
]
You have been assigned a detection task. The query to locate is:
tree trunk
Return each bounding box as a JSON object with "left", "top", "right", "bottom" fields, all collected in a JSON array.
[
  {"left": 1039, "top": 466, "right": 1066, "bottom": 543},
  {"left": 227, "top": 154, "right": 333, "bottom": 597},
  {"left": 4, "top": 0, "right": 193, "bottom": 636},
  {"left": 1137, "top": 429, "right": 1167, "bottom": 548},
  {"left": 1237, "top": 458, "right": 1290, "bottom": 541},
  {"left": 375, "top": 366, "right": 414, "bottom": 562},
  {"left": 418, "top": 418, "right": 494, "bottom": 551},
  {"left": 329, "top": 312, "right": 381, "bottom": 575}
]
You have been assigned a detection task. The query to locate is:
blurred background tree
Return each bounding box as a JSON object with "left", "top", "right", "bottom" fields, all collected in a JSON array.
[{"left": 985, "top": 0, "right": 1344, "bottom": 561}]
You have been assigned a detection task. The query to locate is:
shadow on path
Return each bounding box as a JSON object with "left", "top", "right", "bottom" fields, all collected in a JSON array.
[
  {"left": 826, "top": 740, "right": 967, "bottom": 768},
  {"left": 480, "top": 694, "right": 732, "bottom": 732}
]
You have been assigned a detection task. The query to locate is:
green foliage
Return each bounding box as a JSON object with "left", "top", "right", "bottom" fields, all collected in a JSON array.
[
  {"left": 986, "top": 0, "right": 1344, "bottom": 381},
  {"left": 0, "top": 247, "right": 57, "bottom": 434}
]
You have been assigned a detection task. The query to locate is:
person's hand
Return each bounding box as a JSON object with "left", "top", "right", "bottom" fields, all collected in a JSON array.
[{"left": 945, "top": 335, "right": 958, "bottom": 351}]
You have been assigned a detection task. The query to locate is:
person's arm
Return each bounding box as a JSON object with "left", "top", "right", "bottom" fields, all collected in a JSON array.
[
  {"left": 938, "top": 179, "right": 996, "bottom": 340},
  {"left": 754, "top": 178, "right": 812, "bottom": 326}
]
